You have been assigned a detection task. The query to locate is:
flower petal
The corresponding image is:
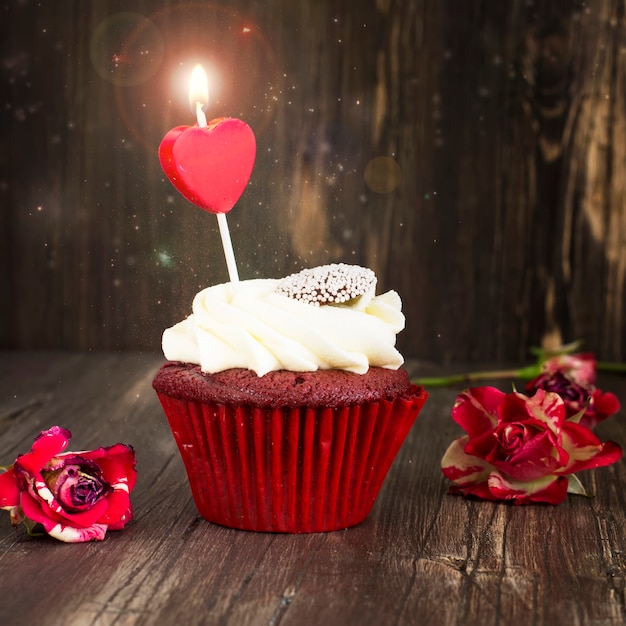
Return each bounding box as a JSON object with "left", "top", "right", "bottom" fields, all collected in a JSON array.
[
  {"left": 19, "top": 491, "right": 60, "bottom": 535},
  {"left": 97, "top": 489, "right": 133, "bottom": 529},
  {"left": 559, "top": 423, "right": 622, "bottom": 474},
  {"left": 0, "top": 467, "right": 20, "bottom": 509},
  {"left": 579, "top": 390, "right": 622, "bottom": 430},
  {"left": 487, "top": 471, "right": 568, "bottom": 504},
  {"left": 14, "top": 427, "right": 71, "bottom": 482},
  {"left": 47, "top": 522, "right": 108, "bottom": 543},
  {"left": 83, "top": 444, "right": 137, "bottom": 493},
  {"left": 451, "top": 387, "right": 505, "bottom": 436},
  {"left": 593, "top": 390, "right": 620, "bottom": 417},
  {"left": 441, "top": 436, "right": 493, "bottom": 487},
  {"left": 22, "top": 482, "right": 110, "bottom": 530},
  {"left": 448, "top": 480, "right": 499, "bottom": 501},
  {"left": 501, "top": 389, "right": 565, "bottom": 433}
]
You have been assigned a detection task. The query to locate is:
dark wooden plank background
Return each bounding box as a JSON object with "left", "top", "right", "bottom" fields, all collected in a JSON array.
[
  {"left": 2, "top": 0, "right": 625, "bottom": 364},
  {"left": 1, "top": 351, "right": 625, "bottom": 625}
]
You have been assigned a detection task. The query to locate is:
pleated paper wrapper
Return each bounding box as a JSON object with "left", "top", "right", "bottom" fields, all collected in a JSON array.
[{"left": 156, "top": 387, "right": 428, "bottom": 533}]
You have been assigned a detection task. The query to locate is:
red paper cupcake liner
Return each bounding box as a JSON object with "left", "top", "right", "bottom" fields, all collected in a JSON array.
[{"left": 156, "top": 387, "right": 428, "bottom": 533}]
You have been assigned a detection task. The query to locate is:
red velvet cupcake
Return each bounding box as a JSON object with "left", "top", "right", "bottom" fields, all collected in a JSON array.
[{"left": 153, "top": 264, "right": 428, "bottom": 532}]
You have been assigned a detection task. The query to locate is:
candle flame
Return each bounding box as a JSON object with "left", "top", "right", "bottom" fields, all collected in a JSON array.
[{"left": 189, "top": 64, "right": 209, "bottom": 113}]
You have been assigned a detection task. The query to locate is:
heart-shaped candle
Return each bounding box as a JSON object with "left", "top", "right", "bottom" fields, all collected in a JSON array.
[{"left": 159, "top": 116, "right": 256, "bottom": 214}]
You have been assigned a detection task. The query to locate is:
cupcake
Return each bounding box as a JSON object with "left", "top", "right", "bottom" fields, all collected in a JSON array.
[{"left": 153, "top": 263, "right": 427, "bottom": 532}]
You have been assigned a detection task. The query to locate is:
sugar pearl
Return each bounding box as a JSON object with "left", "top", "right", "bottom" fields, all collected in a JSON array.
[{"left": 275, "top": 263, "right": 376, "bottom": 306}]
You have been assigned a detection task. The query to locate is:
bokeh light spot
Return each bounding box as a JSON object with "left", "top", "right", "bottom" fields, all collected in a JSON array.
[
  {"left": 90, "top": 12, "right": 164, "bottom": 86},
  {"left": 363, "top": 157, "right": 402, "bottom": 194},
  {"left": 156, "top": 250, "right": 174, "bottom": 268}
]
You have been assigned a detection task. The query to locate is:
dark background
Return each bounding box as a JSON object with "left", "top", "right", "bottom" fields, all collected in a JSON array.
[{"left": 2, "top": 0, "right": 625, "bottom": 366}]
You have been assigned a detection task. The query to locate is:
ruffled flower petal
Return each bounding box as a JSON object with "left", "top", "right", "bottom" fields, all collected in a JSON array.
[
  {"left": 47, "top": 522, "right": 108, "bottom": 543},
  {"left": 451, "top": 387, "right": 504, "bottom": 437},
  {"left": 441, "top": 436, "right": 493, "bottom": 489},
  {"left": 487, "top": 472, "right": 568, "bottom": 505},
  {"left": 97, "top": 488, "right": 133, "bottom": 529},
  {"left": 501, "top": 389, "right": 565, "bottom": 433},
  {"left": 0, "top": 467, "right": 20, "bottom": 509},
  {"left": 13, "top": 427, "right": 71, "bottom": 486},
  {"left": 559, "top": 423, "right": 623, "bottom": 474},
  {"left": 84, "top": 444, "right": 137, "bottom": 493}
]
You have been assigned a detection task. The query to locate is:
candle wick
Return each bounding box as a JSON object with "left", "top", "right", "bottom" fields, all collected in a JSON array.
[{"left": 195, "top": 101, "right": 207, "bottom": 128}]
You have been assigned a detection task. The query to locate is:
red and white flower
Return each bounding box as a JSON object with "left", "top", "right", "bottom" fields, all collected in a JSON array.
[
  {"left": 0, "top": 426, "right": 136, "bottom": 542},
  {"left": 441, "top": 387, "right": 621, "bottom": 504}
]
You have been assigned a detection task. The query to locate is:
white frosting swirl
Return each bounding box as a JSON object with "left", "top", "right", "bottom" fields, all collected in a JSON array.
[{"left": 162, "top": 277, "right": 405, "bottom": 376}]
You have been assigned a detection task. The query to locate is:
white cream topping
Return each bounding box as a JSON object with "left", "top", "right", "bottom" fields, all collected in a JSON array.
[{"left": 162, "top": 277, "right": 405, "bottom": 376}]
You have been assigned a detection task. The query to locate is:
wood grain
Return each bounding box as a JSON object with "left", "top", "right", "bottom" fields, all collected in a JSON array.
[
  {"left": 0, "top": 352, "right": 625, "bottom": 625},
  {"left": 1, "top": 1, "right": 626, "bottom": 363}
]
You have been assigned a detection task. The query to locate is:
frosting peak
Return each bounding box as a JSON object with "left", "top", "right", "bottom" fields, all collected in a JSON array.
[{"left": 162, "top": 266, "right": 405, "bottom": 376}]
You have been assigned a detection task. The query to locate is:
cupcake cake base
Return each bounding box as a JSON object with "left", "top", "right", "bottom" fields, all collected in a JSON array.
[{"left": 154, "top": 363, "right": 428, "bottom": 533}]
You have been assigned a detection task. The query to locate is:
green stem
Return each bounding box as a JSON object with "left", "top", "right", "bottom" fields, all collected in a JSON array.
[
  {"left": 597, "top": 361, "right": 626, "bottom": 374},
  {"left": 413, "top": 364, "right": 542, "bottom": 388},
  {"left": 412, "top": 354, "right": 626, "bottom": 388}
]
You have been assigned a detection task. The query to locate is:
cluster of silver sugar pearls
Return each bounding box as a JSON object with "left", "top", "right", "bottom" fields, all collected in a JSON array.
[{"left": 275, "top": 263, "right": 376, "bottom": 306}]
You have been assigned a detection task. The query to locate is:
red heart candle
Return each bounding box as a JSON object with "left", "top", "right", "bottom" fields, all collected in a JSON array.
[
  {"left": 158, "top": 65, "right": 257, "bottom": 282},
  {"left": 159, "top": 116, "right": 256, "bottom": 214}
]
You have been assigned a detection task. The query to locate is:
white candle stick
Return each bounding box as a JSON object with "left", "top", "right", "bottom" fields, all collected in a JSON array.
[
  {"left": 217, "top": 213, "right": 239, "bottom": 282},
  {"left": 192, "top": 65, "right": 239, "bottom": 283}
]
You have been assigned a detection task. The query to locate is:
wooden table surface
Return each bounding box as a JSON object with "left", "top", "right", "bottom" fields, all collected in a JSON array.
[{"left": 1, "top": 351, "right": 625, "bottom": 626}]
